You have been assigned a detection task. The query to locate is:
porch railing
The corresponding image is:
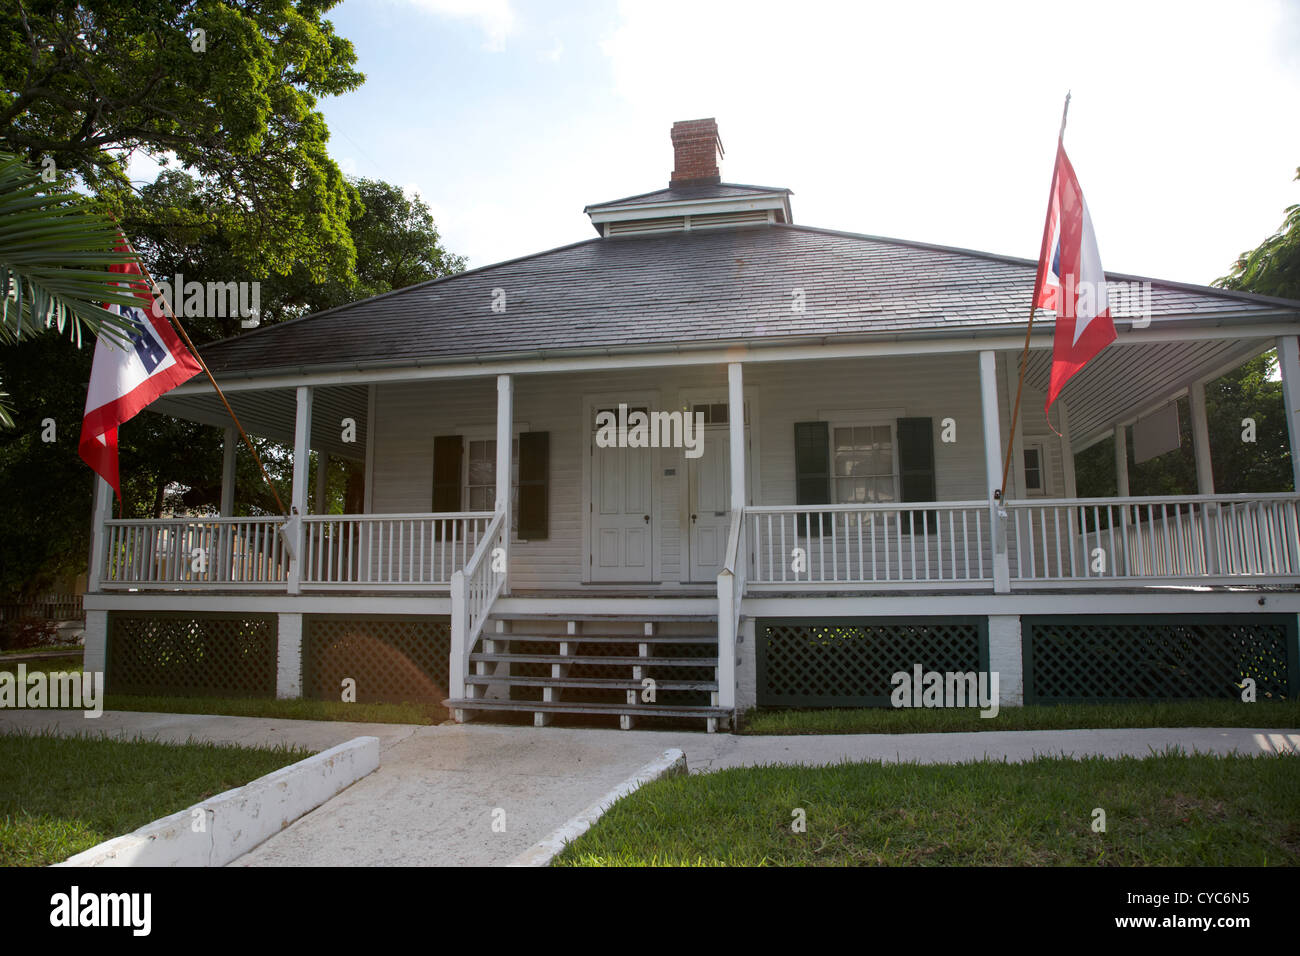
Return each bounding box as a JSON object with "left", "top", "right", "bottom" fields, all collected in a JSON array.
[
  {"left": 745, "top": 502, "right": 992, "bottom": 588},
  {"left": 301, "top": 512, "right": 493, "bottom": 588},
  {"left": 1006, "top": 493, "right": 1300, "bottom": 585},
  {"left": 102, "top": 517, "right": 288, "bottom": 588},
  {"left": 449, "top": 509, "right": 508, "bottom": 700}
]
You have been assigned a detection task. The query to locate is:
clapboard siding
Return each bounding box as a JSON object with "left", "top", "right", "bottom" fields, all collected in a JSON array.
[
  {"left": 369, "top": 354, "right": 1046, "bottom": 588},
  {"left": 748, "top": 353, "right": 990, "bottom": 506}
]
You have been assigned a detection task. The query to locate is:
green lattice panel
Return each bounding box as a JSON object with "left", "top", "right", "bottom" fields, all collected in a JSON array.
[
  {"left": 302, "top": 616, "right": 450, "bottom": 704},
  {"left": 757, "top": 618, "right": 987, "bottom": 707},
  {"left": 1024, "top": 615, "right": 1297, "bottom": 703},
  {"left": 107, "top": 612, "right": 276, "bottom": 697}
]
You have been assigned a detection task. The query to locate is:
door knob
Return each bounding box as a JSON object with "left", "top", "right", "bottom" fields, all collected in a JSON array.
[
  {"left": 691, "top": 514, "right": 697, "bottom": 523},
  {"left": 643, "top": 514, "right": 650, "bottom": 523}
]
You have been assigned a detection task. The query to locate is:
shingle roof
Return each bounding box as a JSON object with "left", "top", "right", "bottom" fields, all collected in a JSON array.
[
  {"left": 583, "top": 182, "right": 791, "bottom": 211},
  {"left": 197, "top": 223, "right": 1300, "bottom": 379}
]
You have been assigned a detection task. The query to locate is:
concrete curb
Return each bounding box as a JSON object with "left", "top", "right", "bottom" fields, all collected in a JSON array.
[
  {"left": 56, "top": 736, "right": 380, "bottom": 867},
  {"left": 510, "top": 748, "right": 686, "bottom": 867}
]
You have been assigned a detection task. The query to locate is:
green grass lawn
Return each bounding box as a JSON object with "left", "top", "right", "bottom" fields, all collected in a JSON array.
[
  {"left": 741, "top": 699, "right": 1300, "bottom": 735},
  {"left": 104, "top": 694, "right": 445, "bottom": 724},
  {"left": 0, "top": 655, "right": 83, "bottom": 676},
  {"left": 553, "top": 752, "right": 1300, "bottom": 866},
  {"left": 0, "top": 645, "right": 82, "bottom": 658},
  {"left": 0, "top": 731, "right": 310, "bottom": 866}
]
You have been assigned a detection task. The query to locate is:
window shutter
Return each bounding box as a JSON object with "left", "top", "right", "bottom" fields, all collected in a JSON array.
[
  {"left": 897, "top": 417, "right": 936, "bottom": 534},
  {"left": 794, "top": 421, "right": 831, "bottom": 535},
  {"left": 517, "top": 431, "right": 549, "bottom": 540},
  {"left": 432, "top": 435, "right": 463, "bottom": 513}
]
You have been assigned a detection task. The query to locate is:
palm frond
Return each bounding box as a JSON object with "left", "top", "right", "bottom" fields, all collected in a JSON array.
[{"left": 0, "top": 151, "right": 149, "bottom": 428}]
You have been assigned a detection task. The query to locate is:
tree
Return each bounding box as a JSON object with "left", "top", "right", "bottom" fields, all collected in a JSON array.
[
  {"left": 0, "top": 0, "right": 364, "bottom": 282},
  {"left": 1075, "top": 353, "right": 1292, "bottom": 498},
  {"left": 108, "top": 172, "right": 466, "bottom": 329},
  {"left": 0, "top": 171, "right": 465, "bottom": 597},
  {"left": 1216, "top": 167, "right": 1300, "bottom": 300}
]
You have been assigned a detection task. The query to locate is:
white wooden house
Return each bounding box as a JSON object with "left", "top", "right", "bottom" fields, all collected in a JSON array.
[{"left": 82, "top": 119, "right": 1300, "bottom": 729}]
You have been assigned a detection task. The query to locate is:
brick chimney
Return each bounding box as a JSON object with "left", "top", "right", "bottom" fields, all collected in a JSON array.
[{"left": 670, "top": 118, "right": 723, "bottom": 187}]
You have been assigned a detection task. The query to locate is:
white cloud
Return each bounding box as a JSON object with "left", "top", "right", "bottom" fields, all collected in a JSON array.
[
  {"left": 403, "top": 0, "right": 515, "bottom": 51},
  {"left": 540, "top": 36, "right": 563, "bottom": 63}
]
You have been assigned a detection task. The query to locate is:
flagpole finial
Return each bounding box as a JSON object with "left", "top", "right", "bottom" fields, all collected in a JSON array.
[{"left": 1058, "top": 92, "right": 1071, "bottom": 143}]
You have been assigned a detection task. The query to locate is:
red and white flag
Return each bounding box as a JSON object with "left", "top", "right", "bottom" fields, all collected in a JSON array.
[
  {"left": 1035, "top": 142, "right": 1115, "bottom": 417},
  {"left": 78, "top": 241, "right": 202, "bottom": 499}
]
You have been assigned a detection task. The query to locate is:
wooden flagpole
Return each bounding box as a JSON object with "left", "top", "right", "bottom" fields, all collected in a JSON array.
[
  {"left": 999, "top": 91, "right": 1071, "bottom": 499},
  {"left": 127, "top": 254, "right": 289, "bottom": 516}
]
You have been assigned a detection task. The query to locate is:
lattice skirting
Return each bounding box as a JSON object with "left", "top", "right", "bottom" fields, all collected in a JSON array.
[
  {"left": 302, "top": 615, "right": 450, "bottom": 704},
  {"left": 756, "top": 618, "right": 987, "bottom": 707},
  {"left": 107, "top": 612, "right": 277, "bottom": 697},
  {"left": 1023, "top": 615, "right": 1298, "bottom": 703}
]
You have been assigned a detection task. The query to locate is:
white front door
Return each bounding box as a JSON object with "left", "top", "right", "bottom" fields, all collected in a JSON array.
[
  {"left": 689, "top": 428, "right": 731, "bottom": 581},
  {"left": 591, "top": 441, "right": 654, "bottom": 582}
]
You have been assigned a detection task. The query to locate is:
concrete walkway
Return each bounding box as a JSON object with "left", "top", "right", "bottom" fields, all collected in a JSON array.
[{"left": 3, "top": 710, "right": 1295, "bottom": 866}]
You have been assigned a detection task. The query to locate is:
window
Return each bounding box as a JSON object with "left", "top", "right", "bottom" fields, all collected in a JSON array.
[
  {"left": 466, "top": 439, "right": 497, "bottom": 511},
  {"left": 794, "top": 418, "right": 935, "bottom": 535},
  {"left": 831, "top": 424, "right": 897, "bottom": 503},
  {"left": 1023, "top": 443, "right": 1047, "bottom": 495},
  {"left": 690, "top": 401, "right": 749, "bottom": 425},
  {"left": 432, "top": 432, "right": 550, "bottom": 539}
]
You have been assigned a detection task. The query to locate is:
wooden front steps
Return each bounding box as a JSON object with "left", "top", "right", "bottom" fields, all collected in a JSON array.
[{"left": 446, "top": 611, "right": 729, "bottom": 732}]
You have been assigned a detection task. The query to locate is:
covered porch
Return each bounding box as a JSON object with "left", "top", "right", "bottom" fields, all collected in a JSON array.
[{"left": 89, "top": 333, "right": 1300, "bottom": 597}]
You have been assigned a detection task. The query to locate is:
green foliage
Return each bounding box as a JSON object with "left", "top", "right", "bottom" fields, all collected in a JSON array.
[
  {"left": 0, "top": 0, "right": 365, "bottom": 281},
  {"left": 0, "top": 151, "right": 144, "bottom": 425},
  {"left": 1075, "top": 352, "right": 1292, "bottom": 497},
  {"left": 1216, "top": 167, "right": 1300, "bottom": 300},
  {"left": 107, "top": 171, "right": 466, "bottom": 329},
  {"left": 0, "top": 171, "right": 463, "bottom": 595}
]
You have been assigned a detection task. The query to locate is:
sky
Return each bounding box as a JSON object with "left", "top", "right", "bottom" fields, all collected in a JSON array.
[{"left": 198, "top": 0, "right": 1300, "bottom": 287}]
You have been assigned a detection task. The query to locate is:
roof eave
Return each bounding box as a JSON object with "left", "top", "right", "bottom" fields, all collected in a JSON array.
[{"left": 177, "top": 308, "right": 1299, "bottom": 395}]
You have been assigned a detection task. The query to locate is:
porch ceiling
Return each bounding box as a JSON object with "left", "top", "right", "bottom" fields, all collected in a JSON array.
[
  {"left": 150, "top": 383, "right": 368, "bottom": 460},
  {"left": 1022, "top": 335, "right": 1270, "bottom": 450}
]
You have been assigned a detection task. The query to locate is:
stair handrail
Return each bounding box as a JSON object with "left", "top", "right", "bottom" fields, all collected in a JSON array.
[{"left": 449, "top": 509, "right": 507, "bottom": 700}]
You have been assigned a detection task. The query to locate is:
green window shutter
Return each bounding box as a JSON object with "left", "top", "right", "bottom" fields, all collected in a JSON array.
[
  {"left": 794, "top": 421, "right": 831, "bottom": 535},
  {"left": 432, "top": 435, "right": 463, "bottom": 513},
  {"left": 897, "top": 417, "right": 936, "bottom": 534},
  {"left": 517, "top": 431, "right": 549, "bottom": 540}
]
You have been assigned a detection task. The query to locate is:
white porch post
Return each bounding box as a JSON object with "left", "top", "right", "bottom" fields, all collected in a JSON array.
[
  {"left": 315, "top": 450, "right": 330, "bottom": 514},
  {"left": 1001, "top": 354, "right": 1027, "bottom": 497},
  {"left": 1277, "top": 336, "right": 1300, "bottom": 492},
  {"left": 220, "top": 426, "right": 236, "bottom": 517},
  {"left": 363, "top": 384, "right": 377, "bottom": 514},
  {"left": 1058, "top": 400, "right": 1078, "bottom": 499},
  {"left": 716, "top": 362, "right": 746, "bottom": 721},
  {"left": 496, "top": 374, "right": 513, "bottom": 595},
  {"left": 986, "top": 614, "right": 1023, "bottom": 707},
  {"left": 1114, "top": 423, "right": 1130, "bottom": 497},
  {"left": 287, "top": 385, "right": 313, "bottom": 594},
  {"left": 728, "top": 363, "right": 745, "bottom": 509},
  {"left": 979, "top": 351, "right": 1010, "bottom": 593},
  {"left": 88, "top": 476, "right": 113, "bottom": 592},
  {"left": 277, "top": 612, "right": 303, "bottom": 699},
  {"left": 1188, "top": 380, "right": 1215, "bottom": 494}
]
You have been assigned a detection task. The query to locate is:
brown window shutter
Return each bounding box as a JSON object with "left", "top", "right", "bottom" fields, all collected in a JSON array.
[
  {"left": 517, "top": 431, "right": 549, "bottom": 540},
  {"left": 432, "top": 435, "right": 463, "bottom": 514}
]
